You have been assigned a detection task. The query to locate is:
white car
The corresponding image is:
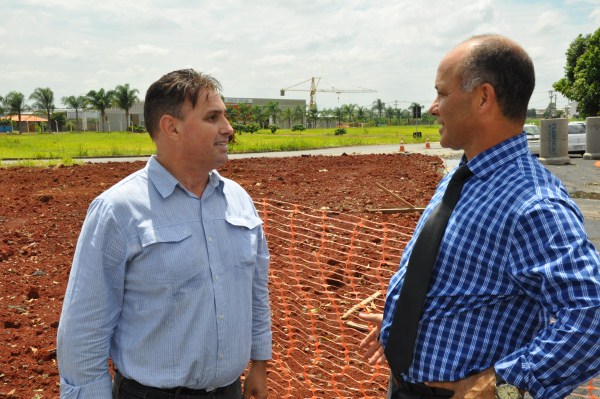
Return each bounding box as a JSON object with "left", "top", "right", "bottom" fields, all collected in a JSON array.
[
  {"left": 524, "top": 124, "right": 540, "bottom": 155},
  {"left": 567, "top": 122, "right": 586, "bottom": 155},
  {"left": 525, "top": 122, "right": 586, "bottom": 156}
]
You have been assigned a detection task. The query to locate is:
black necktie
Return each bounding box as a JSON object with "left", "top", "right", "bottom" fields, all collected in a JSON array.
[{"left": 384, "top": 164, "right": 473, "bottom": 377}]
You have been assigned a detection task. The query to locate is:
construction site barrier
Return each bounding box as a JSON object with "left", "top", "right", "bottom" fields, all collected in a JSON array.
[{"left": 255, "top": 198, "right": 600, "bottom": 399}]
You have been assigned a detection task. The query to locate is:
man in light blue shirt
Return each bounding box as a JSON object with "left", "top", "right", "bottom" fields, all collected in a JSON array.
[{"left": 57, "top": 69, "right": 272, "bottom": 399}]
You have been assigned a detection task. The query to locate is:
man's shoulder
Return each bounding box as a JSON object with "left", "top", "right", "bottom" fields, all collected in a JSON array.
[{"left": 96, "top": 167, "right": 149, "bottom": 202}]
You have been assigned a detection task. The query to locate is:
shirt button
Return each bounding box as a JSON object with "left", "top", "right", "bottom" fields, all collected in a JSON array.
[
  {"left": 214, "top": 275, "right": 220, "bottom": 281},
  {"left": 219, "top": 353, "right": 224, "bottom": 359},
  {"left": 207, "top": 236, "right": 213, "bottom": 242},
  {"left": 218, "top": 314, "right": 224, "bottom": 320}
]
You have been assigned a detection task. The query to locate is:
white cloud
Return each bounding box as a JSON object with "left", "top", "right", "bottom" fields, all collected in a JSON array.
[
  {"left": 116, "top": 45, "right": 170, "bottom": 57},
  {"left": 0, "top": 0, "right": 598, "bottom": 110}
]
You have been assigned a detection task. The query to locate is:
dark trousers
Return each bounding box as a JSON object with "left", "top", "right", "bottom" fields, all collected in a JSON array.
[
  {"left": 112, "top": 371, "right": 242, "bottom": 399},
  {"left": 387, "top": 374, "right": 454, "bottom": 399}
]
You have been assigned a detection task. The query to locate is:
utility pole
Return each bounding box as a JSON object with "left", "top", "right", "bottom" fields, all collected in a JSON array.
[{"left": 548, "top": 90, "right": 555, "bottom": 117}]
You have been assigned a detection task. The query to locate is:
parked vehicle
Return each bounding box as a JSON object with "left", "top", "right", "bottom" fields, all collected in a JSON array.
[
  {"left": 567, "top": 122, "right": 586, "bottom": 155},
  {"left": 524, "top": 124, "right": 540, "bottom": 155},
  {"left": 525, "top": 122, "right": 586, "bottom": 156},
  {"left": 523, "top": 124, "right": 540, "bottom": 139}
]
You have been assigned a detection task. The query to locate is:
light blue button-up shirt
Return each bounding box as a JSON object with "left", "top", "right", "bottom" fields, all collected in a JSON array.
[{"left": 57, "top": 156, "right": 272, "bottom": 398}]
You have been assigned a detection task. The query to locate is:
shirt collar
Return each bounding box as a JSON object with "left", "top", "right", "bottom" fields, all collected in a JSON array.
[
  {"left": 464, "top": 132, "right": 530, "bottom": 178},
  {"left": 146, "top": 155, "right": 225, "bottom": 198}
]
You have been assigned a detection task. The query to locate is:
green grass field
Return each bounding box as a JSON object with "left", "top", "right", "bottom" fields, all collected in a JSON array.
[{"left": 0, "top": 125, "right": 441, "bottom": 163}]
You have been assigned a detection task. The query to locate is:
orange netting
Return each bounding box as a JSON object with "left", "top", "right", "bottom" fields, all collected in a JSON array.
[{"left": 256, "top": 198, "right": 600, "bottom": 399}]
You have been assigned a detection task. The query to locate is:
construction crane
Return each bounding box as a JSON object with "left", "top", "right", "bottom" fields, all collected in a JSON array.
[{"left": 280, "top": 77, "right": 377, "bottom": 109}]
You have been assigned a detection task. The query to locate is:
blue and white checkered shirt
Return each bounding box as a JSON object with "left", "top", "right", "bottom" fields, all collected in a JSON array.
[{"left": 381, "top": 133, "right": 600, "bottom": 399}]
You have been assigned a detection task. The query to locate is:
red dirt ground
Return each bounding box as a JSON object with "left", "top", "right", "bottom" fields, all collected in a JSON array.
[{"left": 0, "top": 153, "right": 595, "bottom": 398}]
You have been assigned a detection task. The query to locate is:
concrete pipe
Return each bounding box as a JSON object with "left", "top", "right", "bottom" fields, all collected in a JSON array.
[
  {"left": 583, "top": 117, "right": 600, "bottom": 160},
  {"left": 539, "top": 118, "right": 570, "bottom": 165}
]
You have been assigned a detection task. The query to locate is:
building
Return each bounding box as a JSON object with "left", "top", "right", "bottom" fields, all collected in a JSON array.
[{"left": 64, "top": 97, "right": 308, "bottom": 132}]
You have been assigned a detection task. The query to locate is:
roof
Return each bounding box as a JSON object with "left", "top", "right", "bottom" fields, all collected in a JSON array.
[{"left": 4, "top": 114, "right": 48, "bottom": 122}]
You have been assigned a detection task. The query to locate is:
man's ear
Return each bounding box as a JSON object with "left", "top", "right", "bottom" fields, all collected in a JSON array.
[
  {"left": 478, "top": 83, "right": 496, "bottom": 112},
  {"left": 158, "top": 115, "right": 180, "bottom": 140}
]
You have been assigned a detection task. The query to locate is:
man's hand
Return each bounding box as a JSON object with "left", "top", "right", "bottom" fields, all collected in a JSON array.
[
  {"left": 243, "top": 360, "right": 268, "bottom": 399},
  {"left": 427, "top": 367, "right": 495, "bottom": 399},
  {"left": 357, "top": 312, "right": 387, "bottom": 366}
]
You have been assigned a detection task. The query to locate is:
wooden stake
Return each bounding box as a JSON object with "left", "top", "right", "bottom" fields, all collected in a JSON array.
[
  {"left": 346, "top": 321, "right": 369, "bottom": 332},
  {"left": 366, "top": 207, "right": 426, "bottom": 214},
  {"left": 341, "top": 291, "right": 382, "bottom": 320},
  {"left": 375, "top": 182, "right": 415, "bottom": 208}
]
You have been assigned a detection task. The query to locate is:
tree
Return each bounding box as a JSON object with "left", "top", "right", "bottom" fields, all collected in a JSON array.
[
  {"left": 29, "top": 87, "right": 55, "bottom": 133},
  {"left": 307, "top": 105, "right": 319, "bottom": 128},
  {"left": 333, "top": 107, "right": 343, "bottom": 126},
  {"left": 292, "top": 105, "right": 305, "bottom": 125},
  {"left": 86, "top": 88, "right": 115, "bottom": 132},
  {"left": 250, "top": 105, "right": 268, "bottom": 128},
  {"left": 0, "top": 95, "right": 3, "bottom": 114},
  {"left": 114, "top": 84, "right": 139, "bottom": 130},
  {"left": 356, "top": 106, "right": 367, "bottom": 123},
  {"left": 265, "top": 101, "right": 282, "bottom": 126},
  {"left": 341, "top": 103, "right": 356, "bottom": 123},
  {"left": 238, "top": 103, "right": 252, "bottom": 124},
  {"left": 61, "top": 95, "right": 88, "bottom": 131},
  {"left": 4, "top": 91, "right": 29, "bottom": 133},
  {"left": 385, "top": 106, "right": 395, "bottom": 125},
  {"left": 553, "top": 27, "right": 600, "bottom": 117},
  {"left": 282, "top": 107, "right": 293, "bottom": 128},
  {"left": 372, "top": 98, "right": 385, "bottom": 122}
]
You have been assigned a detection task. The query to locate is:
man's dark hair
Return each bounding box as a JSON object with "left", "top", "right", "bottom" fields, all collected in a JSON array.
[
  {"left": 459, "top": 34, "right": 535, "bottom": 122},
  {"left": 144, "top": 69, "right": 223, "bottom": 138}
]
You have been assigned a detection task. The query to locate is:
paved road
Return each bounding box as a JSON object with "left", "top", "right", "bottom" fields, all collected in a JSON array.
[{"left": 71, "top": 142, "right": 600, "bottom": 248}]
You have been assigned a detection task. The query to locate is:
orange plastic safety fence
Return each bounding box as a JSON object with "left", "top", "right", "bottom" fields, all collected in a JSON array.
[{"left": 256, "top": 198, "right": 599, "bottom": 399}]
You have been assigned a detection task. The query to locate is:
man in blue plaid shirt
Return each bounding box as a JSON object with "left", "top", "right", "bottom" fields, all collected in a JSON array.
[{"left": 360, "top": 34, "right": 600, "bottom": 399}]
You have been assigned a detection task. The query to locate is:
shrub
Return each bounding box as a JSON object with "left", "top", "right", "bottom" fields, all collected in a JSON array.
[
  {"left": 292, "top": 124, "right": 306, "bottom": 131},
  {"left": 134, "top": 125, "right": 147, "bottom": 133},
  {"left": 231, "top": 122, "right": 246, "bottom": 134},
  {"left": 335, "top": 128, "right": 347, "bottom": 136},
  {"left": 269, "top": 124, "right": 279, "bottom": 134},
  {"left": 245, "top": 123, "right": 260, "bottom": 134}
]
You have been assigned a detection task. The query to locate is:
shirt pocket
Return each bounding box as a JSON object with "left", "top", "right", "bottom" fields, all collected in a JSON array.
[
  {"left": 223, "top": 215, "right": 263, "bottom": 269},
  {"left": 137, "top": 225, "right": 200, "bottom": 283}
]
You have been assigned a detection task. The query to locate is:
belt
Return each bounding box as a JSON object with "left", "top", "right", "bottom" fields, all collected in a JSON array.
[
  {"left": 392, "top": 376, "right": 454, "bottom": 398},
  {"left": 116, "top": 371, "right": 237, "bottom": 398}
]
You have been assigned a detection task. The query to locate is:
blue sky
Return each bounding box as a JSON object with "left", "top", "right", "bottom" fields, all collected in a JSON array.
[{"left": 1, "top": 0, "right": 599, "bottom": 111}]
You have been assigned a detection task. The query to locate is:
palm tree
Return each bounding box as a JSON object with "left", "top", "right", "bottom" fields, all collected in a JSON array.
[
  {"left": 356, "top": 106, "right": 366, "bottom": 123},
  {"left": 86, "top": 88, "right": 115, "bottom": 132},
  {"left": 333, "top": 107, "right": 343, "bottom": 126},
  {"left": 29, "top": 87, "right": 55, "bottom": 133},
  {"left": 307, "top": 105, "right": 319, "bottom": 128},
  {"left": 341, "top": 103, "right": 356, "bottom": 123},
  {"left": 265, "top": 101, "right": 282, "bottom": 126},
  {"left": 292, "top": 105, "right": 305, "bottom": 125},
  {"left": 282, "top": 107, "right": 293, "bottom": 128},
  {"left": 113, "top": 84, "right": 139, "bottom": 131},
  {"left": 226, "top": 105, "right": 239, "bottom": 123},
  {"left": 4, "top": 91, "right": 29, "bottom": 133},
  {"left": 238, "top": 103, "right": 252, "bottom": 124},
  {"left": 385, "top": 106, "right": 395, "bottom": 125},
  {"left": 61, "top": 95, "right": 88, "bottom": 131},
  {"left": 251, "top": 105, "right": 268, "bottom": 129},
  {"left": 372, "top": 98, "right": 385, "bottom": 123}
]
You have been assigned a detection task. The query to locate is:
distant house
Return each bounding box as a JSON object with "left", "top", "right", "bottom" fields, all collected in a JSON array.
[{"left": 5, "top": 114, "right": 48, "bottom": 133}]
